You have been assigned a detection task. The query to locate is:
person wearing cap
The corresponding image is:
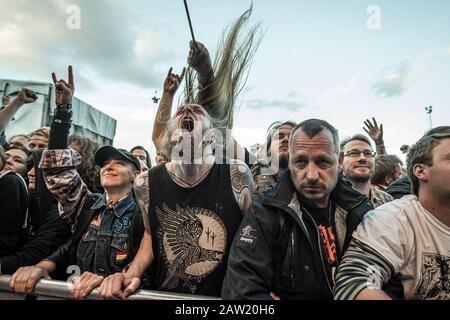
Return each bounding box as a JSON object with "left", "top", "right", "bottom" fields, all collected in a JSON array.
[{"left": 9, "top": 66, "right": 145, "bottom": 300}]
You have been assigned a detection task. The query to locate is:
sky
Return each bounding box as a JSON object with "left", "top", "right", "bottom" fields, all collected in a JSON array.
[{"left": 1, "top": 0, "right": 449, "bottom": 161}]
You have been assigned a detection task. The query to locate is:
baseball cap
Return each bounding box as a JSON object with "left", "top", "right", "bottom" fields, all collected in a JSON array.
[{"left": 95, "top": 146, "right": 141, "bottom": 171}]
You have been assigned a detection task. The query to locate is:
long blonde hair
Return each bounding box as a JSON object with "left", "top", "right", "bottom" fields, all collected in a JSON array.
[
  {"left": 163, "top": 5, "right": 263, "bottom": 159},
  {"left": 180, "top": 5, "right": 263, "bottom": 130}
]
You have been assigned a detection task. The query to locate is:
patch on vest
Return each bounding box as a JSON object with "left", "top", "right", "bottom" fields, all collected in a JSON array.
[
  {"left": 156, "top": 204, "right": 227, "bottom": 294},
  {"left": 113, "top": 216, "right": 131, "bottom": 233}
]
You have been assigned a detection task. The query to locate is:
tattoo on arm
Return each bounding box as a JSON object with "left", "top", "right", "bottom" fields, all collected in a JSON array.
[
  {"left": 134, "top": 171, "right": 151, "bottom": 234},
  {"left": 230, "top": 161, "right": 253, "bottom": 214},
  {"left": 152, "top": 94, "right": 174, "bottom": 151}
]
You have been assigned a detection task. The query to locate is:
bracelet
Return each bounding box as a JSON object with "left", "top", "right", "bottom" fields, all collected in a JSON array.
[
  {"left": 53, "top": 119, "right": 72, "bottom": 125},
  {"left": 56, "top": 104, "right": 72, "bottom": 112}
]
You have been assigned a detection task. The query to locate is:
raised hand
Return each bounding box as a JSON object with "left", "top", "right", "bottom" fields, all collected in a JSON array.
[
  {"left": 364, "top": 117, "right": 384, "bottom": 144},
  {"left": 2, "top": 96, "right": 10, "bottom": 107},
  {"left": 52, "top": 65, "right": 75, "bottom": 107},
  {"left": 16, "top": 89, "right": 38, "bottom": 105},
  {"left": 164, "top": 67, "right": 186, "bottom": 96},
  {"left": 187, "top": 41, "right": 213, "bottom": 76}
]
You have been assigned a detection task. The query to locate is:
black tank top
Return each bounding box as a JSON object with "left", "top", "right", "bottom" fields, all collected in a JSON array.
[{"left": 148, "top": 163, "right": 242, "bottom": 296}]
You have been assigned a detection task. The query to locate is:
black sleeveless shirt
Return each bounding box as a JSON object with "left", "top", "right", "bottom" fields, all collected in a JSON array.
[{"left": 148, "top": 163, "right": 243, "bottom": 296}]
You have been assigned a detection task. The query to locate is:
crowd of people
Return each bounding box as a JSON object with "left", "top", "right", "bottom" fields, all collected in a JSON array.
[{"left": 0, "top": 8, "right": 449, "bottom": 301}]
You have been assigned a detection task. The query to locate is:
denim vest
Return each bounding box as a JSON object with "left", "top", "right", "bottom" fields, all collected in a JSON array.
[{"left": 76, "top": 192, "right": 137, "bottom": 276}]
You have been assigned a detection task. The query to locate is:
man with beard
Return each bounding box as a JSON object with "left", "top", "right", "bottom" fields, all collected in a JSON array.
[
  {"left": 152, "top": 6, "right": 262, "bottom": 170},
  {"left": 340, "top": 134, "right": 393, "bottom": 207},
  {"left": 97, "top": 7, "right": 257, "bottom": 299},
  {"left": 334, "top": 126, "right": 450, "bottom": 300},
  {"left": 222, "top": 119, "right": 374, "bottom": 300},
  {"left": 98, "top": 103, "right": 253, "bottom": 298},
  {"left": 251, "top": 121, "right": 296, "bottom": 194}
]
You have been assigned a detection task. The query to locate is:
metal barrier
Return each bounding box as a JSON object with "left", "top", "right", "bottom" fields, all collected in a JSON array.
[{"left": 0, "top": 275, "right": 220, "bottom": 300}]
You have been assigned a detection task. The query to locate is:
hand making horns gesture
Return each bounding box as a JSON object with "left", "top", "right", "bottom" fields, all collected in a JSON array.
[
  {"left": 164, "top": 67, "right": 186, "bottom": 97},
  {"left": 52, "top": 65, "right": 75, "bottom": 107}
]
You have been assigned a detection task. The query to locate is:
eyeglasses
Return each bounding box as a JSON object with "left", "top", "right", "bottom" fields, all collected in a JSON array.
[{"left": 344, "top": 151, "right": 377, "bottom": 158}]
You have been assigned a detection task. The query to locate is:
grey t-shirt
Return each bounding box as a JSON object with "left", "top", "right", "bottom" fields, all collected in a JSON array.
[{"left": 354, "top": 195, "right": 450, "bottom": 299}]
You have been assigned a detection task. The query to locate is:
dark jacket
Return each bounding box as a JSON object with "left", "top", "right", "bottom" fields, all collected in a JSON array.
[
  {"left": 222, "top": 170, "right": 374, "bottom": 300},
  {"left": 0, "top": 150, "right": 71, "bottom": 274},
  {"left": 0, "top": 172, "right": 28, "bottom": 258},
  {"left": 386, "top": 176, "right": 412, "bottom": 199}
]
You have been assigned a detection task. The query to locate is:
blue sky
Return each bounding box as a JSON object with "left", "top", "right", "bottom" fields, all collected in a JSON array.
[{"left": 1, "top": 0, "right": 449, "bottom": 160}]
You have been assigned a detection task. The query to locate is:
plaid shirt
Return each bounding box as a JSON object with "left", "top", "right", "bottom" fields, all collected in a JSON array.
[
  {"left": 39, "top": 148, "right": 92, "bottom": 231},
  {"left": 370, "top": 186, "right": 394, "bottom": 208}
]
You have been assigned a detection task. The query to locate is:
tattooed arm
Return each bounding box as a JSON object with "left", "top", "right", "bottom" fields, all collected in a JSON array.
[
  {"left": 134, "top": 171, "right": 152, "bottom": 235},
  {"left": 230, "top": 160, "right": 253, "bottom": 215},
  {"left": 152, "top": 68, "right": 185, "bottom": 152}
]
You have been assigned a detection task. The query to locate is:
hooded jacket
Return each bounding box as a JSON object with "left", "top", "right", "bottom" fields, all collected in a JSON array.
[
  {"left": 0, "top": 150, "right": 71, "bottom": 274},
  {"left": 222, "top": 170, "right": 374, "bottom": 300},
  {"left": 386, "top": 176, "right": 412, "bottom": 200}
]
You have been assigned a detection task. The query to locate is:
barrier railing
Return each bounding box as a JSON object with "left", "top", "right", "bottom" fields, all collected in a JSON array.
[{"left": 0, "top": 275, "right": 220, "bottom": 300}]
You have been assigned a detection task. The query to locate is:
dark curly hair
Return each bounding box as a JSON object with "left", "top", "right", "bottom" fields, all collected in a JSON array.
[{"left": 68, "top": 135, "right": 102, "bottom": 193}]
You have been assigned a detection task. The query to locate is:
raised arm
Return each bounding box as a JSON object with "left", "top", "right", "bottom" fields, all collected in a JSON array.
[
  {"left": 152, "top": 67, "right": 185, "bottom": 152},
  {"left": 187, "top": 41, "right": 215, "bottom": 108},
  {"left": 40, "top": 66, "right": 92, "bottom": 227},
  {"left": 0, "top": 89, "right": 38, "bottom": 133},
  {"left": 364, "top": 117, "right": 387, "bottom": 155}
]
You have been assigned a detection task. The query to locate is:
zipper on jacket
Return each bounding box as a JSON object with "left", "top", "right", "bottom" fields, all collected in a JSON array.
[
  {"left": 290, "top": 230, "right": 295, "bottom": 289},
  {"left": 303, "top": 208, "right": 333, "bottom": 294}
]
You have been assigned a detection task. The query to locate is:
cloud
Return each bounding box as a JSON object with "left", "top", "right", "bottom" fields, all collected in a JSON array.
[
  {"left": 371, "top": 47, "right": 450, "bottom": 99},
  {"left": 244, "top": 91, "right": 307, "bottom": 112},
  {"left": 372, "top": 62, "right": 419, "bottom": 98},
  {"left": 0, "top": 0, "right": 178, "bottom": 90}
]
